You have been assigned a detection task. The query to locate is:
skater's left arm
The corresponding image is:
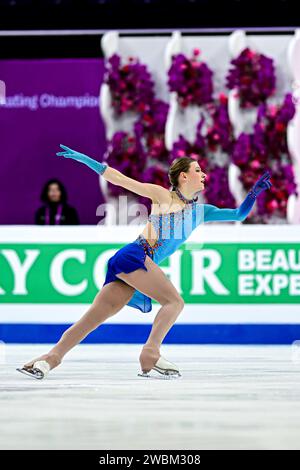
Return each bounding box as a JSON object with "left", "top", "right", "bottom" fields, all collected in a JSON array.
[{"left": 203, "top": 171, "right": 272, "bottom": 223}]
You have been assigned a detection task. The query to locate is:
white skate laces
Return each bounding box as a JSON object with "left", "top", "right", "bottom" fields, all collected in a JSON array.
[
  {"left": 138, "top": 355, "right": 181, "bottom": 379},
  {"left": 16, "top": 360, "right": 50, "bottom": 380}
]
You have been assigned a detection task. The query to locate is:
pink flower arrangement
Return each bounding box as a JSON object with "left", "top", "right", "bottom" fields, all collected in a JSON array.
[
  {"left": 203, "top": 166, "right": 236, "bottom": 209},
  {"left": 170, "top": 118, "right": 208, "bottom": 172},
  {"left": 105, "top": 61, "right": 170, "bottom": 201},
  {"left": 105, "top": 54, "right": 154, "bottom": 115},
  {"left": 104, "top": 130, "right": 146, "bottom": 197},
  {"left": 206, "top": 93, "right": 235, "bottom": 153},
  {"left": 170, "top": 98, "right": 236, "bottom": 208},
  {"left": 232, "top": 94, "right": 297, "bottom": 220},
  {"left": 134, "top": 99, "right": 169, "bottom": 162},
  {"left": 226, "top": 48, "right": 276, "bottom": 108},
  {"left": 104, "top": 51, "right": 297, "bottom": 223}
]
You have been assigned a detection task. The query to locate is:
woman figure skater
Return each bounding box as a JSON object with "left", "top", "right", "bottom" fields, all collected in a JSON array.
[{"left": 17, "top": 145, "right": 272, "bottom": 380}]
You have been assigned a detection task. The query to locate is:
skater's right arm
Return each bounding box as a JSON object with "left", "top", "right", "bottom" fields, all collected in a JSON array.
[{"left": 56, "top": 144, "right": 169, "bottom": 202}]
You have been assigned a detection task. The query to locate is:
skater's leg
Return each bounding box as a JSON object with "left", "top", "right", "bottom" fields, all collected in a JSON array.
[
  {"left": 116, "top": 255, "right": 184, "bottom": 373},
  {"left": 22, "top": 280, "right": 135, "bottom": 371}
]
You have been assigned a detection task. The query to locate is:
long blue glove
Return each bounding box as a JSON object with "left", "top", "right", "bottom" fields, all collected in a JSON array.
[
  {"left": 56, "top": 144, "right": 108, "bottom": 175},
  {"left": 204, "top": 171, "right": 272, "bottom": 222}
]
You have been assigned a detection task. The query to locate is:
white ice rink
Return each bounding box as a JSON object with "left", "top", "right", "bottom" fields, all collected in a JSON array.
[{"left": 1, "top": 344, "right": 300, "bottom": 450}]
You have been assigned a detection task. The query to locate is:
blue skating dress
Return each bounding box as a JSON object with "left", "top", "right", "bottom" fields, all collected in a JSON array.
[{"left": 102, "top": 200, "right": 248, "bottom": 313}]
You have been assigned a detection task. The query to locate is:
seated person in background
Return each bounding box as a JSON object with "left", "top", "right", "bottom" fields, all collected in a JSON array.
[{"left": 35, "top": 179, "right": 79, "bottom": 225}]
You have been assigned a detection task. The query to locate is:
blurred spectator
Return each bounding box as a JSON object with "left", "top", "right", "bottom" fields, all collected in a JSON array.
[{"left": 35, "top": 179, "right": 79, "bottom": 225}]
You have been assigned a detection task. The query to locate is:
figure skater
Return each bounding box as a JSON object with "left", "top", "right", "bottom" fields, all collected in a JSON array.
[
  {"left": 35, "top": 179, "right": 79, "bottom": 225},
  {"left": 17, "top": 144, "right": 272, "bottom": 380}
]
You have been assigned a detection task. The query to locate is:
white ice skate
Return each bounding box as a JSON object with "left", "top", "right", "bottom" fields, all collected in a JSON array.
[
  {"left": 138, "top": 356, "right": 181, "bottom": 379},
  {"left": 16, "top": 360, "right": 50, "bottom": 380}
]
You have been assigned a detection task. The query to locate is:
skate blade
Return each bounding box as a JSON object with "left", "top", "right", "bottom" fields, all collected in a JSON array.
[
  {"left": 16, "top": 367, "right": 45, "bottom": 380},
  {"left": 138, "top": 368, "right": 181, "bottom": 380}
]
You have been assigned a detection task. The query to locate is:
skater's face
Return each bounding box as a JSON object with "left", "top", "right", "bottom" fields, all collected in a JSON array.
[
  {"left": 48, "top": 183, "right": 62, "bottom": 203},
  {"left": 180, "top": 161, "right": 206, "bottom": 192}
]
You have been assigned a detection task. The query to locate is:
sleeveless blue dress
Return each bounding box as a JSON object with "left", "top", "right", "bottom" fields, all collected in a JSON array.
[{"left": 102, "top": 200, "right": 246, "bottom": 313}]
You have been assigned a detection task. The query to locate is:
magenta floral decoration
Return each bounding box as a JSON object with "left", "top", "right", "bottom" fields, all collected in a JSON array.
[
  {"left": 104, "top": 57, "right": 169, "bottom": 201},
  {"left": 134, "top": 99, "right": 170, "bottom": 163},
  {"left": 104, "top": 130, "right": 146, "bottom": 197},
  {"left": 138, "top": 165, "right": 171, "bottom": 212},
  {"left": 204, "top": 166, "right": 236, "bottom": 209},
  {"left": 232, "top": 94, "right": 297, "bottom": 220}
]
